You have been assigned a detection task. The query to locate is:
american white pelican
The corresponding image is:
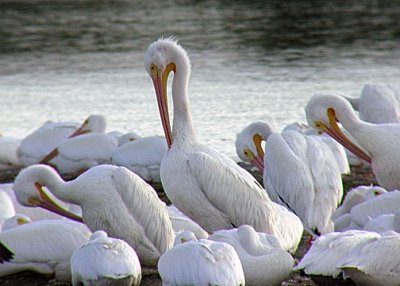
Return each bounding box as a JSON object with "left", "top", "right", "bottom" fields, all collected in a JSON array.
[
  {"left": 13, "top": 164, "right": 175, "bottom": 267},
  {"left": 0, "top": 191, "right": 15, "bottom": 231},
  {"left": 0, "top": 219, "right": 91, "bottom": 281},
  {"left": 209, "top": 225, "right": 294, "bottom": 286},
  {"left": 331, "top": 185, "right": 387, "bottom": 231},
  {"left": 71, "top": 230, "right": 142, "bottom": 286},
  {"left": 344, "top": 83, "right": 400, "bottom": 124},
  {"left": 112, "top": 135, "right": 167, "bottom": 183},
  {"left": 363, "top": 211, "right": 400, "bottom": 233},
  {"left": 144, "top": 38, "right": 303, "bottom": 253},
  {"left": 235, "top": 121, "right": 343, "bottom": 235},
  {"left": 305, "top": 93, "right": 400, "bottom": 190},
  {"left": 167, "top": 205, "right": 208, "bottom": 239},
  {"left": 45, "top": 133, "right": 118, "bottom": 176},
  {"left": 0, "top": 136, "right": 22, "bottom": 170},
  {"left": 39, "top": 114, "right": 107, "bottom": 165},
  {"left": 1, "top": 214, "right": 31, "bottom": 232},
  {"left": 294, "top": 230, "right": 381, "bottom": 280},
  {"left": 158, "top": 231, "right": 245, "bottom": 286},
  {"left": 338, "top": 232, "right": 400, "bottom": 286}
]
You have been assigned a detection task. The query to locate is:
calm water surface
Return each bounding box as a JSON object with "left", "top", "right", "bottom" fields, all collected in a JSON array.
[{"left": 1, "top": 0, "right": 399, "bottom": 158}]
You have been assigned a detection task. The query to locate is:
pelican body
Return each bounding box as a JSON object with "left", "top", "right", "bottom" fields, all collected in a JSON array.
[{"left": 144, "top": 38, "right": 303, "bottom": 253}]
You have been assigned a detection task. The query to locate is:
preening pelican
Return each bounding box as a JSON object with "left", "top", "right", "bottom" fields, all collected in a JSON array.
[
  {"left": 144, "top": 38, "right": 303, "bottom": 253},
  {"left": 13, "top": 164, "right": 175, "bottom": 267},
  {"left": 71, "top": 230, "right": 142, "bottom": 286},
  {"left": 305, "top": 93, "right": 400, "bottom": 190},
  {"left": 338, "top": 232, "right": 400, "bottom": 286},
  {"left": 1, "top": 214, "right": 31, "bottom": 232},
  {"left": 112, "top": 135, "right": 167, "bottom": 183},
  {"left": 39, "top": 114, "right": 107, "bottom": 165},
  {"left": 294, "top": 230, "right": 380, "bottom": 280},
  {"left": 158, "top": 231, "right": 245, "bottom": 286},
  {"left": 344, "top": 83, "right": 400, "bottom": 124},
  {"left": 0, "top": 219, "right": 91, "bottom": 281},
  {"left": 235, "top": 121, "right": 343, "bottom": 235},
  {"left": 209, "top": 225, "right": 294, "bottom": 286}
]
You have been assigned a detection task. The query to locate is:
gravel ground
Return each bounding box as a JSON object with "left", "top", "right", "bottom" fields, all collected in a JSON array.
[{"left": 0, "top": 163, "right": 377, "bottom": 286}]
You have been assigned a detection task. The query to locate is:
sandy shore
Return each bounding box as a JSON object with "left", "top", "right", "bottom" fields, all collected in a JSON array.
[{"left": 0, "top": 163, "right": 377, "bottom": 286}]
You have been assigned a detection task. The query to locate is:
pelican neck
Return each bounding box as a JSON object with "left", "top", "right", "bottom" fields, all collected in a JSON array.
[{"left": 37, "top": 167, "right": 75, "bottom": 204}]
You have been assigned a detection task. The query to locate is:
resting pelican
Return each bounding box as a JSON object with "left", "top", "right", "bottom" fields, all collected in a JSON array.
[
  {"left": 209, "top": 225, "right": 294, "bottom": 286},
  {"left": 235, "top": 121, "right": 343, "bottom": 235},
  {"left": 305, "top": 93, "right": 400, "bottom": 190},
  {"left": 363, "top": 211, "right": 400, "bottom": 233},
  {"left": 45, "top": 133, "right": 118, "bottom": 176},
  {"left": 1, "top": 214, "right": 31, "bottom": 232},
  {"left": 144, "top": 38, "right": 303, "bottom": 253},
  {"left": 158, "top": 231, "right": 245, "bottom": 286},
  {"left": 294, "top": 230, "right": 380, "bottom": 280},
  {"left": 0, "top": 219, "right": 91, "bottom": 281},
  {"left": 13, "top": 164, "right": 175, "bottom": 266},
  {"left": 71, "top": 230, "right": 142, "bottom": 286},
  {"left": 0, "top": 191, "right": 15, "bottom": 231},
  {"left": 338, "top": 232, "right": 400, "bottom": 286},
  {"left": 112, "top": 135, "right": 167, "bottom": 183},
  {"left": 344, "top": 83, "right": 400, "bottom": 124},
  {"left": 0, "top": 136, "right": 22, "bottom": 170},
  {"left": 39, "top": 114, "right": 107, "bottom": 165}
]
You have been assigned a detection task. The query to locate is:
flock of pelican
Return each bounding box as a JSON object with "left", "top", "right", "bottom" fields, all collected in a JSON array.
[{"left": 0, "top": 38, "right": 399, "bottom": 286}]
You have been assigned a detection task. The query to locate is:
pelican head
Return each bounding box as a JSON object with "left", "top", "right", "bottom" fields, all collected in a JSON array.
[
  {"left": 305, "top": 94, "right": 372, "bottom": 164},
  {"left": 364, "top": 185, "right": 387, "bottom": 200},
  {"left": 235, "top": 121, "right": 273, "bottom": 172},
  {"left": 144, "top": 38, "right": 191, "bottom": 148},
  {"left": 69, "top": 114, "right": 107, "bottom": 138},
  {"left": 174, "top": 231, "right": 198, "bottom": 246},
  {"left": 2, "top": 214, "right": 32, "bottom": 231},
  {"left": 13, "top": 165, "right": 83, "bottom": 222}
]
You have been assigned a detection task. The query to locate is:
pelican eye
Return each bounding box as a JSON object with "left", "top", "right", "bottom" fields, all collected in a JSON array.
[{"left": 150, "top": 63, "right": 158, "bottom": 78}]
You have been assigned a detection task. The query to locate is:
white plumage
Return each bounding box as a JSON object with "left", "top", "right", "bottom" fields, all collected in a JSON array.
[
  {"left": 0, "top": 219, "right": 91, "bottom": 281},
  {"left": 166, "top": 205, "right": 209, "bottom": 239},
  {"left": 112, "top": 135, "right": 167, "bottom": 183},
  {"left": 0, "top": 191, "right": 15, "bottom": 232},
  {"left": 158, "top": 231, "right": 245, "bottom": 286},
  {"left": 13, "top": 164, "right": 174, "bottom": 267},
  {"left": 209, "top": 225, "right": 294, "bottom": 286},
  {"left": 235, "top": 121, "right": 343, "bottom": 235},
  {"left": 144, "top": 38, "right": 303, "bottom": 253},
  {"left": 71, "top": 230, "right": 141, "bottom": 286},
  {"left": 0, "top": 136, "right": 22, "bottom": 170},
  {"left": 1, "top": 214, "right": 31, "bottom": 232},
  {"left": 305, "top": 93, "right": 400, "bottom": 190}
]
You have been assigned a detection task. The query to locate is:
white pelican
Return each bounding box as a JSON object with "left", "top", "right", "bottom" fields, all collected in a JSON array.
[
  {"left": 305, "top": 93, "right": 400, "bottom": 190},
  {"left": 338, "top": 232, "right": 400, "bottom": 286},
  {"left": 209, "top": 225, "right": 294, "bottom": 286},
  {"left": 39, "top": 114, "right": 107, "bottom": 165},
  {"left": 13, "top": 164, "right": 175, "bottom": 267},
  {"left": 71, "top": 230, "right": 142, "bottom": 286},
  {"left": 363, "top": 211, "right": 400, "bottom": 233},
  {"left": 158, "top": 231, "right": 245, "bottom": 286},
  {"left": 1, "top": 214, "right": 31, "bottom": 232},
  {"left": 331, "top": 185, "right": 387, "bottom": 231},
  {"left": 167, "top": 205, "right": 209, "bottom": 239},
  {"left": 344, "top": 83, "right": 400, "bottom": 124},
  {"left": 0, "top": 191, "right": 15, "bottom": 231},
  {"left": 144, "top": 38, "right": 303, "bottom": 253},
  {"left": 0, "top": 219, "right": 91, "bottom": 281},
  {"left": 112, "top": 135, "right": 167, "bottom": 183},
  {"left": 45, "top": 133, "right": 118, "bottom": 176},
  {"left": 294, "top": 230, "right": 381, "bottom": 280},
  {"left": 235, "top": 121, "right": 343, "bottom": 235},
  {"left": 0, "top": 136, "right": 22, "bottom": 170}
]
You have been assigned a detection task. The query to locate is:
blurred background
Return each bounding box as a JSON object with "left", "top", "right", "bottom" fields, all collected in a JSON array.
[{"left": 1, "top": 0, "right": 399, "bottom": 158}]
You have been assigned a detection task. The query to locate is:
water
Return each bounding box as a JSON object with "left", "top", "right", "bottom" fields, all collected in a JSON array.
[{"left": 1, "top": 0, "right": 399, "bottom": 158}]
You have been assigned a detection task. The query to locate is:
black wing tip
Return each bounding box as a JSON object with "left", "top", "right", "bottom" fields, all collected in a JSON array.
[{"left": 0, "top": 241, "right": 14, "bottom": 263}]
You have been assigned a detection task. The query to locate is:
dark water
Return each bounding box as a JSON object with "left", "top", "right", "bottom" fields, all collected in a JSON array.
[{"left": 0, "top": 0, "right": 399, "bottom": 157}]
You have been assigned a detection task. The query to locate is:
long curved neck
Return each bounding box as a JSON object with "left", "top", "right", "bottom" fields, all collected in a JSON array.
[
  {"left": 335, "top": 100, "right": 367, "bottom": 137},
  {"left": 171, "top": 61, "right": 198, "bottom": 147},
  {"left": 36, "top": 168, "right": 75, "bottom": 204}
]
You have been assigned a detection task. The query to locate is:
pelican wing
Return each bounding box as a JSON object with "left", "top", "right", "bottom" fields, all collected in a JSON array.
[
  {"left": 187, "top": 145, "right": 275, "bottom": 233},
  {"left": 111, "top": 167, "right": 174, "bottom": 253}
]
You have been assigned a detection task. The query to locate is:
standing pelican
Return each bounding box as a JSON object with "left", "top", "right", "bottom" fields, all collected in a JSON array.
[
  {"left": 0, "top": 219, "right": 91, "bottom": 281},
  {"left": 158, "top": 231, "right": 245, "bottom": 286},
  {"left": 209, "top": 225, "right": 294, "bottom": 286},
  {"left": 305, "top": 93, "right": 400, "bottom": 190},
  {"left": 144, "top": 38, "right": 303, "bottom": 253},
  {"left": 235, "top": 121, "right": 343, "bottom": 235},
  {"left": 71, "top": 230, "right": 142, "bottom": 286},
  {"left": 13, "top": 164, "right": 175, "bottom": 266}
]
